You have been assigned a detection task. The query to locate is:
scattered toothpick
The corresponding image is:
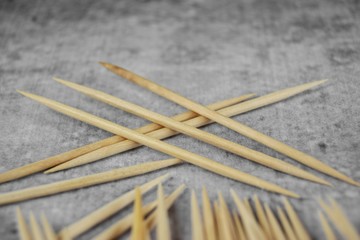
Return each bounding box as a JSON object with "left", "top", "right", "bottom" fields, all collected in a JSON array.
[
  {"left": 94, "top": 184, "right": 186, "bottom": 240},
  {"left": 319, "top": 198, "right": 359, "bottom": 240},
  {"left": 0, "top": 160, "right": 177, "bottom": 205},
  {"left": 282, "top": 197, "right": 311, "bottom": 240},
  {"left": 100, "top": 62, "right": 359, "bottom": 186},
  {"left": 52, "top": 78, "right": 329, "bottom": 186},
  {"left": 45, "top": 78, "right": 327, "bottom": 175},
  {"left": 131, "top": 187, "right": 146, "bottom": 240},
  {"left": 17, "top": 90, "right": 298, "bottom": 197},
  {"left": 29, "top": 212, "right": 44, "bottom": 240},
  {"left": 58, "top": 174, "right": 170, "bottom": 239},
  {"left": 318, "top": 211, "right": 336, "bottom": 240},
  {"left": 45, "top": 93, "right": 252, "bottom": 173},
  {"left": 191, "top": 190, "right": 205, "bottom": 240},
  {"left": 16, "top": 207, "right": 31, "bottom": 240},
  {"left": 156, "top": 184, "right": 171, "bottom": 240}
]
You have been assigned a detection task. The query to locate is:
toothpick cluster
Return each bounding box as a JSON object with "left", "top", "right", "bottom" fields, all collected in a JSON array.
[{"left": 0, "top": 62, "right": 358, "bottom": 239}]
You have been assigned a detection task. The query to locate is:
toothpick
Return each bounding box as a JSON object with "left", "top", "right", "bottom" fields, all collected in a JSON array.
[
  {"left": 94, "top": 184, "right": 186, "bottom": 240},
  {"left": 201, "top": 187, "right": 216, "bottom": 240},
  {"left": 130, "top": 187, "right": 146, "bottom": 240},
  {"left": 16, "top": 207, "right": 31, "bottom": 240},
  {"left": 53, "top": 78, "right": 329, "bottom": 186},
  {"left": 213, "top": 201, "right": 222, "bottom": 239},
  {"left": 264, "top": 203, "right": 286, "bottom": 240},
  {"left": 230, "top": 189, "right": 266, "bottom": 240},
  {"left": 0, "top": 160, "right": 177, "bottom": 205},
  {"left": 319, "top": 198, "right": 359, "bottom": 240},
  {"left": 18, "top": 91, "right": 298, "bottom": 197},
  {"left": 46, "top": 77, "right": 327, "bottom": 175},
  {"left": 45, "top": 78, "right": 327, "bottom": 174},
  {"left": 318, "top": 211, "right": 336, "bottom": 240},
  {"left": 156, "top": 184, "right": 171, "bottom": 240},
  {"left": 191, "top": 190, "right": 205, "bottom": 240},
  {"left": 101, "top": 62, "right": 359, "bottom": 186},
  {"left": 253, "top": 195, "right": 273, "bottom": 239},
  {"left": 282, "top": 197, "right": 310, "bottom": 240},
  {"left": 59, "top": 174, "right": 169, "bottom": 239},
  {"left": 46, "top": 93, "right": 252, "bottom": 173},
  {"left": 40, "top": 213, "right": 57, "bottom": 240},
  {"left": 218, "top": 192, "right": 237, "bottom": 240},
  {"left": 0, "top": 94, "right": 249, "bottom": 184},
  {"left": 232, "top": 210, "right": 246, "bottom": 240},
  {"left": 29, "top": 212, "right": 44, "bottom": 240},
  {"left": 277, "top": 207, "right": 298, "bottom": 240},
  {"left": 0, "top": 135, "right": 121, "bottom": 184}
]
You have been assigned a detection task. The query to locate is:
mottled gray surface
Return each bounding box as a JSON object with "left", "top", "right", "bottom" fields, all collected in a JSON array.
[{"left": 0, "top": 0, "right": 359, "bottom": 239}]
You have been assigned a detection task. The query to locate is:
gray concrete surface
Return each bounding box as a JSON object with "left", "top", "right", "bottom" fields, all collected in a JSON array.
[{"left": 0, "top": 0, "right": 359, "bottom": 239}]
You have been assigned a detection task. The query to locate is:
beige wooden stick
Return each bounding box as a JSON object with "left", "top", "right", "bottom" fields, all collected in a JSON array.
[
  {"left": 0, "top": 160, "right": 176, "bottom": 206},
  {"left": 191, "top": 190, "right": 205, "bottom": 240},
  {"left": 18, "top": 91, "right": 298, "bottom": 198},
  {"left": 264, "top": 203, "right": 286, "bottom": 240},
  {"left": 202, "top": 187, "right": 216, "bottom": 240},
  {"left": 282, "top": 197, "right": 310, "bottom": 240},
  {"left": 46, "top": 93, "right": 252, "bottom": 173},
  {"left": 40, "top": 213, "right": 57, "bottom": 240},
  {"left": 94, "top": 184, "right": 186, "bottom": 240},
  {"left": 131, "top": 187, "right": 146, "bottom": 240},
  {"left": 277, "top": 207, "right": 298, "bottom": 240},
  {"left": 144, "top": 184, "right": 186, "bottom": 231},
  {"left": 53, "top": 78, "right": 329, "bottom": 186},
  {"left": 29, "top": 212, "right": 44, "bottom": 240},
  {"left": 232, "top": 210, "right": 246, "bottom": 240},
  {"left": 319, "top": 198, "right": 359, "bottom": 240},
  {"left": 213, "top": 201, "right": 222, "bottom": 239},
  {"left": 46, "top": 78, "right": 326, "bottom": 174},
  {"left": 0, "top": 95, "right": 247, "bottom": 184},
  {"left": 253, "top": 195, "right": 273, "bottom": 240},
  {"left": 218, "top": 192, "right": 237, "bottom": 240},
  {"left": 16, "top": 207, "right": 32, "bottom": 240},
  {"left": 44, "top": 78, "right": 324, "bottom": 174},
  {"left": 318, "top": 211, "right": 336, "bottom": 240},
  {"left": 101, "top": 62, "right": 359, "bottom": 187},
  {"left": 230, "top": 189, "right": 266, "bottom": 240},
  {"left": 58, "top": 174, "right": 169, "bottom": 239},
  {"left": 156, "top": 184, "right": 171, "bottom": 240}
]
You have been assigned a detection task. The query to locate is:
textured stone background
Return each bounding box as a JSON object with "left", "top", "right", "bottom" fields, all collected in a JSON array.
[{"left": 0, "top": 0, "right": 359, "bottom": 239}]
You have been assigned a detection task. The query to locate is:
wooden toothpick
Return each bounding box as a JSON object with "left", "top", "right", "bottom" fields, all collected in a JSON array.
[
  {"left": 282, "top": 197, "right": 310, "bottom": 240},
  {"left": 253, "top": 195, "right": 273, "bottom": 240},
  {"left": 156, "top": 184, "right": 171, "bottom": 240},
  {"left": 319, "top": 198, "right": 359, "bottom": 240},
  {"left": 0, "top": 94, "right": 248, "bottom": 183},
  {"left": 318, "top": 211, "right": 336, "bottom": 240},
  {"left": 264, "top": 203, "right": 286, "bottom": 240},
  {"left": 94, "top": 184, "right": 186, "bottom": 240},
  {"left": 191, "top": 190, "right": 205, "bottom": 240},
  {"left": 53, "top": 78, "right": 329, "bottom": 186},
  {"left": 101, "top": 62, "right": 359, "bottom": 186},
  {"left": 59, "top": 174, "right": 170, "bottom": 239},
  {"left": 18, "top": 91, "right": 298, "bottom": 197},
  {"left": 29, "top": 212, "right": 44, "bottom": 240},
  {"left": 230, "top": 189, "right": 266, "bottom": 240},
  {"left": 40, "top": 213, "right": 57, "bottom": 240},
  {"left": 277, "top": 207, "right": 298, "bottom": 240},
  {"left": 131, "top": 187, "right": 146, "bottom": 240},
  {"left": 16, "top": 207, "right": 31, "bottom": 240},
  {"left": 202, "top": 187, "right": 216, "bottom": 240},
  {"left": 0, "top": 160, "right": 176, "bottom": 205},
  {"left": 47, "top": 78, "right": 327, "bottom": 174},
  {"left": 46, "top": 93, "right": 252, "bottom": 173}
]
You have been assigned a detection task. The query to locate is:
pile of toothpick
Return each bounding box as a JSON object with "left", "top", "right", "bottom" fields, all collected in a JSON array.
[{"left": 1, "top": 63, "right": 359, "bottom": 239}]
